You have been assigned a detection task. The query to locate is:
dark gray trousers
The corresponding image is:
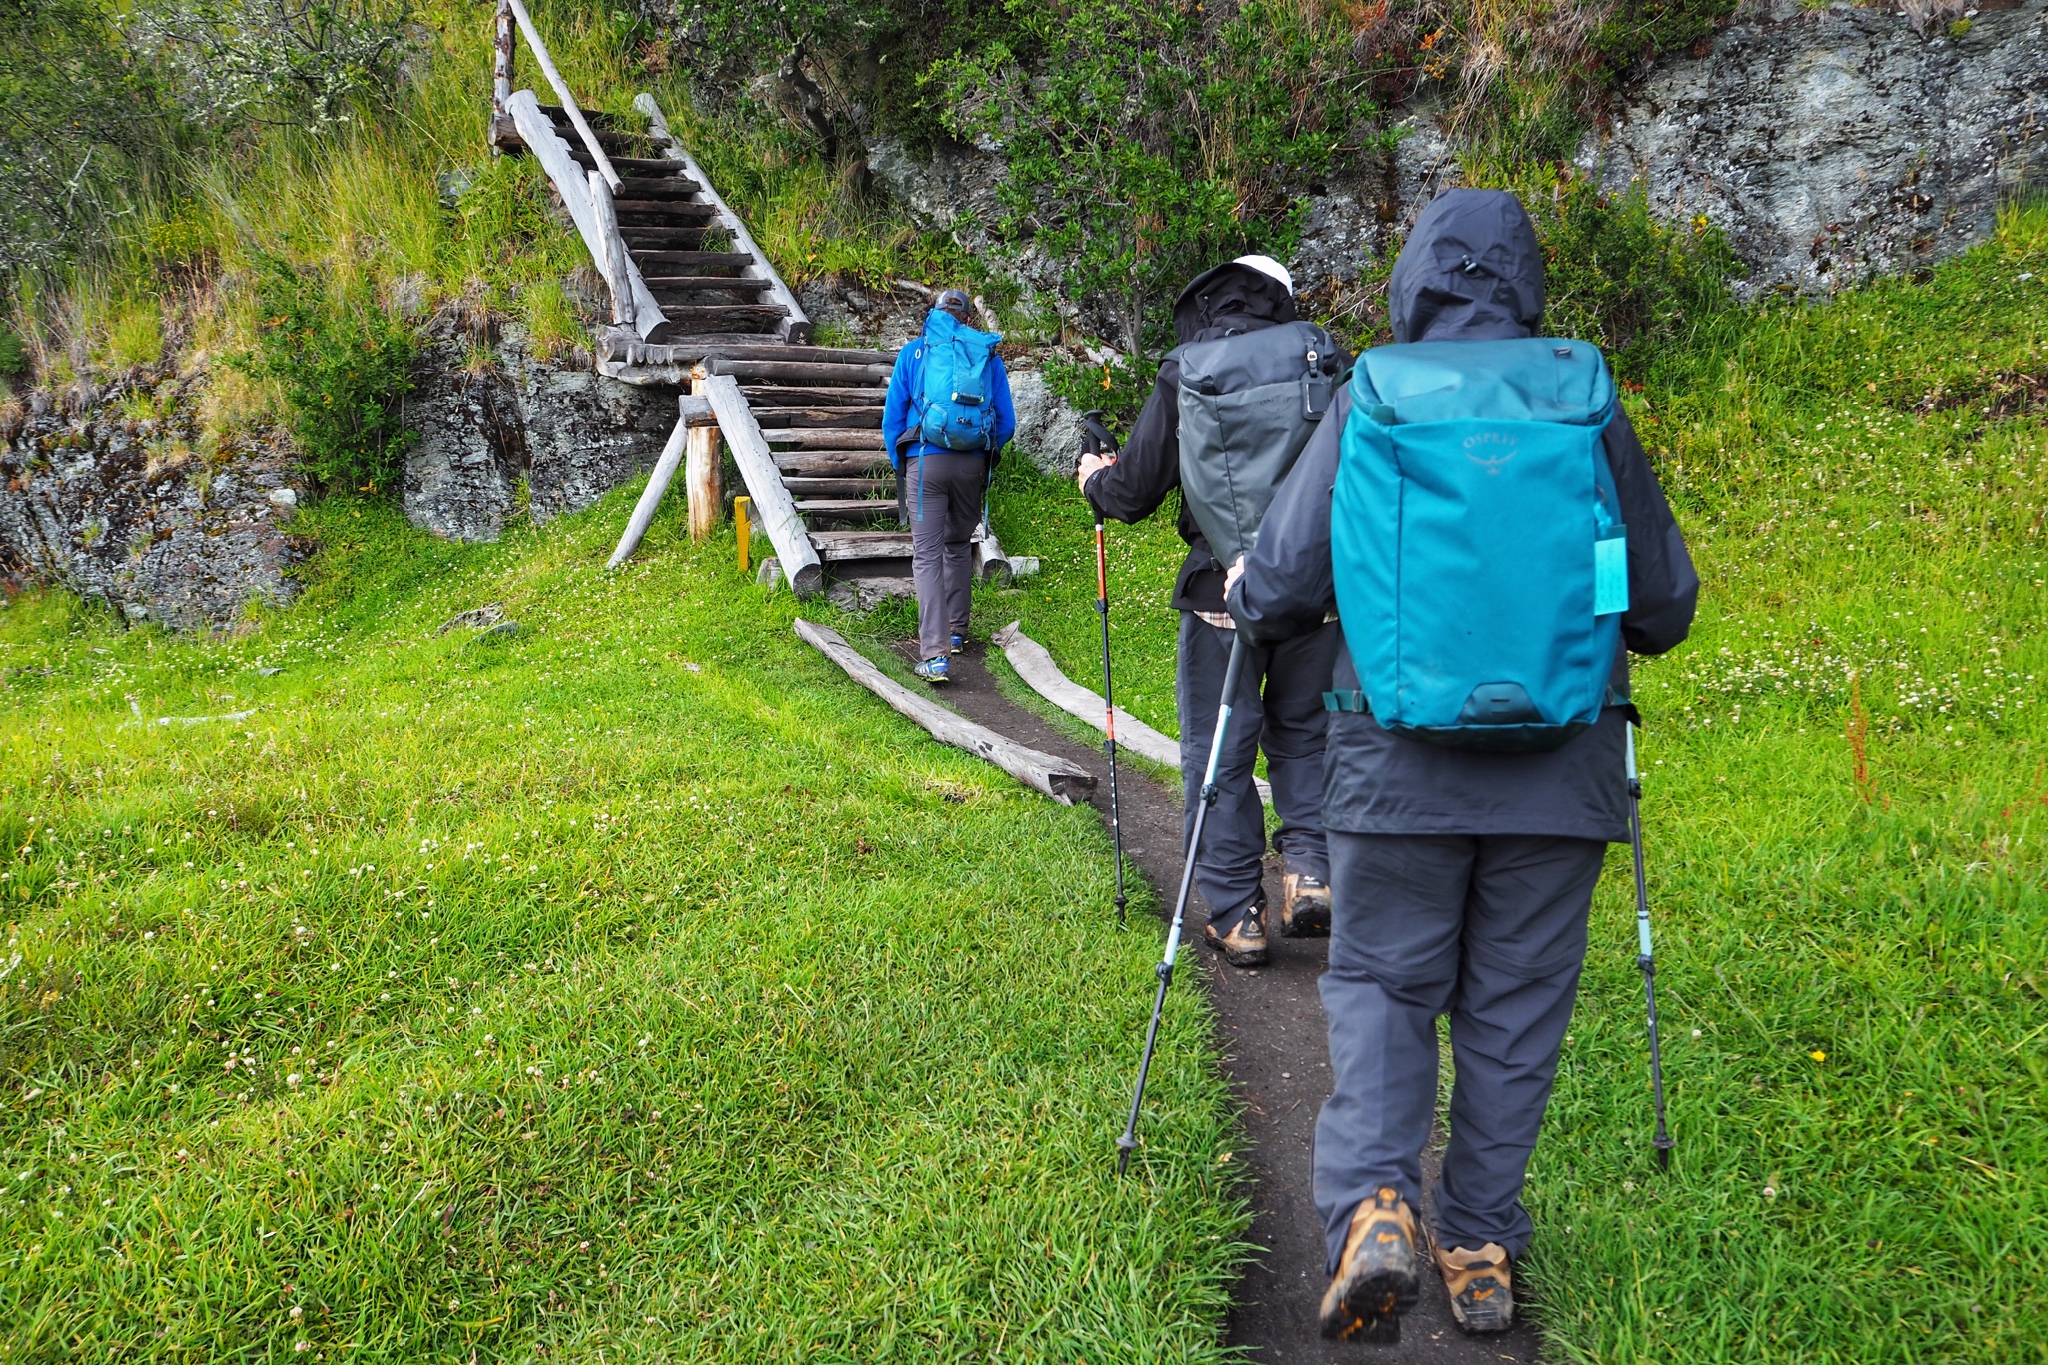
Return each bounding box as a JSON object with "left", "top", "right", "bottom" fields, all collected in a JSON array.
[
  {"left": 1176, "top": 614, "right": 1338, "bottom": 927},
  {"left": 905, "top": 452, "right": 988, "bottom": 660},
  {"left": 1314, "top": 831, "right": 1607, "bottom": 1267}
]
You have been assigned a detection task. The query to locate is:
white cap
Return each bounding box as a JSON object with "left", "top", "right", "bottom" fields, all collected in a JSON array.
[{"left": 1232, "top": 253, "right": 1294, "bottom": 295}]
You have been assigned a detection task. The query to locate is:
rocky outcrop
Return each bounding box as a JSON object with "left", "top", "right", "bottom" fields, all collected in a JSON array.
[
  {"left": 1005, "top": 367, "right": 1086, "bottom": 476},
  {"left": 0, "top": 371, "right": 307, "bottom": 630},
  {"left": 1584, "top": 0, "right": 2047, "bottom": 295},
  {"left": 402, "top": 319, "right": 681, "bottom": 542}
]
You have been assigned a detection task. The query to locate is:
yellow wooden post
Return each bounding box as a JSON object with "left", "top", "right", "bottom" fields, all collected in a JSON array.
[{"left": 734, "top": 495, "right": 752, "bottom": 573}]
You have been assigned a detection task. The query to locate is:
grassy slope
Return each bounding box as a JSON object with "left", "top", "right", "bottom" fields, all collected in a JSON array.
[
  {"left": 986, "top": 210, "right": 2048, "bottom": 1362},
  {"left": 0, "top": 503, "right": 1246, "bottom": 1360}
]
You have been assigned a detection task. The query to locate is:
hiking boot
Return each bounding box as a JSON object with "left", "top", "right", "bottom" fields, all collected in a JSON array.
[
  {"left": 1279, "top": 871, "right": 1332, "bottom": 938},
  {"left": 1203, "top": 900, "right": 1269, "bottom": 968},
  {"left": 1436, "top": 1243, "right": 1514, "bottom": 1334},
  {"left": 950, "top": 632, "right": 967, "bottom": 654},
  {"left": 913, "top": 655, "right": 951, "bottom": 685},
  {"left": 1318, "top": 1186, "right": 1421, "bottom": 1343}
]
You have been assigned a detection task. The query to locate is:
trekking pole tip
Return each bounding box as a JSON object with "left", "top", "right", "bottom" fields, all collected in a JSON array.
[
  {"left": 1115, "top": 1133, "right": 1137, "bottom": 1176},
  {"left": 1654, "top": 1137, "right": 1674, "bottom": 1170}
]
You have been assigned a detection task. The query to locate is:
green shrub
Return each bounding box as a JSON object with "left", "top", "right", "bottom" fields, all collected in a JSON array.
[
  {"left": 0, "top": 325, "right": 24, "bottom": 378},
  {"left": 237, "top": 253, "right": 416, "bottom": 494}
]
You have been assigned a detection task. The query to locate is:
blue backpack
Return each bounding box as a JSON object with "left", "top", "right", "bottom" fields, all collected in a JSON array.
[
  {"left": 911, "top": 310, "right": 1002, "bottom": 453},
  {"left": 1329, "top": 337, "right": 1628, "bottom": 752}
]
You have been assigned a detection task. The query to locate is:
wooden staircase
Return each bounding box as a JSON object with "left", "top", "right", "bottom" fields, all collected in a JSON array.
[{"left": 486, "top": 0, "right": 1009, "bottom": 597}]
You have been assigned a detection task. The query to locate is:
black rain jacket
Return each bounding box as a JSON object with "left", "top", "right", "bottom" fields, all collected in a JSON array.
[
  {"left": 1226, "top": 189, "right": 1700, "bottom": 841},
  {"left": 1082, "top": 263, "right": 1297, "bottom": 612}
]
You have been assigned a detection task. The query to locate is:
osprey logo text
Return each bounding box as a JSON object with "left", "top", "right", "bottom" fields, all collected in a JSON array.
[{"left": 1463, "top": 431, "right": 1518, "bottom": 475}]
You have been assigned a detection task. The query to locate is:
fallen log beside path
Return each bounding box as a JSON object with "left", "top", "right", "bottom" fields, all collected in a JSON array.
[
  {"left": 794, "top": 620, "right": 1095, "bottom": 804},
  {"left": 991, "top": 620, "right": 1271, "bottom": 805}
]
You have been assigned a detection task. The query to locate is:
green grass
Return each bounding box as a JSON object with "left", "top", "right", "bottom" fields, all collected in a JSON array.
[
  {"left": 0, "top": 498, "right": 1246, "bottom": 1360},
  {"left": 984, "top": 207, "right": 2048, "bottom": 1361}
]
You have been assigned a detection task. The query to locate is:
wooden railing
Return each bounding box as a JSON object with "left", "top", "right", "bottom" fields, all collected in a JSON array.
[{"left": 490, "top": 0, "right": 666, "bottom": 340}]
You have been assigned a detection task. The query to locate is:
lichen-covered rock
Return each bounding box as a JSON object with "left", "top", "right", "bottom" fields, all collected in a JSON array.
[
  {"left": 401, "top": 320, "right": 680, "bottom": 541},
  {"left": 0, "top": 369, "right": 307, "bottom": 630},
  {"left": 1005, "top": 368, "right": 1086, "bottom": 476},
  {"left": 1585, "top": 0, "right": 2047, "bottom": 295}
]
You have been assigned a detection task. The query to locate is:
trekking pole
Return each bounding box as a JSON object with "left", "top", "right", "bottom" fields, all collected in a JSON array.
[
  {"left": 1625, "top": 721, "right": 1676, "bottom": 1170},
  {"left": 1081, "top": 412, "right": 1128, "bottom": 926},
  {"left": 1117, "top": 633, "right": 1250, "bottom": 1175}
]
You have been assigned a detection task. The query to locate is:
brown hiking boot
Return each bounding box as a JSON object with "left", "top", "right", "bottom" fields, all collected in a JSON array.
[
  {"left": 1279, "top": 871, "right": 1332, "bottom": 937},
  {"left": 1203, "top": 900, "right": 1269, "bottom": 967},
  {"left": 1318, "top": 1186, "right": 1420, "bottom": 1342},
  {"left": 1436, "top": 1243, "right": 1514, "bottom": 1333}
]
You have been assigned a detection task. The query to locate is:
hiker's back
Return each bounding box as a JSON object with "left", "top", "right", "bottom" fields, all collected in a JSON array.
[{"left": 1331, "top": 336, "right": 1623, "bottom": 752}]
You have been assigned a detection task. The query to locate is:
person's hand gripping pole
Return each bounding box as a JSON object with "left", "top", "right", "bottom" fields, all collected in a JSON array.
[
  {"left": 1079, "top": 412, "right": 1128, "bottom": 925},
  {"left": 1626, "top": 721, "right": 1676, "bottom": 1169},
  {"left": 1117, "top": 632, "right": 1251, "bottom": 1174}
]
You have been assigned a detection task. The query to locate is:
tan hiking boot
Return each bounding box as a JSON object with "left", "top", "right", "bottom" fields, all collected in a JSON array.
[
  {"left": 1436, "top": 1242, "right": 1514, "bottom": 1333},
  {"left": 1203, "top": 900, "right": 1269, "bottom": 967},
  {"left": 1279, "top": 871, "right": 1332, "bottom": 938},
  {"left": 1318, "top": 1186, "right": 1421, "bottom": 1342}
]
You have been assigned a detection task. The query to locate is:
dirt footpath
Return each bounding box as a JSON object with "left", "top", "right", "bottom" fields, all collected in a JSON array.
[{"left": 931, "top": 644, "right": 1543, "bottom": 1363}]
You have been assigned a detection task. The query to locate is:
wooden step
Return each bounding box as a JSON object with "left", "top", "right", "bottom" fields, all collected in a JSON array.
[
  {"left": 812, "top": 531, "right": 913, "bottom": 562},
  {"left": 566, "top": 151, "right": 690, "bottom": 175},
  {"left": 783, "top": 477, "right": 895, "bottom": 497},
  {"left": 642, "top": 275, "right": 775, "bottom": 294},
  {"left": 693, "top": 343, "right": 898, "bottom": 367},
  {"left": 661, "top": 304, "right": 792, "bottom": 327},
  {"left": 708, "top": 358, "right": 892, "bottom": 386},
  {"left": 614, "top": 201, "right": 719, "bottom": 222},
  {"left": 753, "top": 407, "right": 886, "bottom": 430},
  {"left": 619, "top": 227, "right": 720, "bottom": 248},
  {"left": 628, "top": 250, "right": 755, "bottom": 273},
  {"left": 796, "top": 498, "right": 900, "bottom": 521},
  {"left": 741, "top": 386, "right": 892, "bottom": 407},
  {"left": 764, "top": 427, "right": 886, "bottom": 450},
  {"left": 539, "top": 103, "right": 627, "bottom": 130},
  {"left": 614, "top": 176, "right": 702, "bottom": 199},
  {"left": 773, "top": 451, "right": 894, "bottom": 477}
]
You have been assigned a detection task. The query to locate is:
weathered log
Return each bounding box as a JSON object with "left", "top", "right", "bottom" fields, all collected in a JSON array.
[
  {"left": 604, "top": 398, "right": 692, "bottom": 570},
  {"left": 661, "top": 305, "right": 792, "bottom": 327},
  {"left": 504, "top": 92, "right": 667, "bottom": 340},
  {"left": 613, "top": 202, "right": 718, "bottom": 222},
  {"left": 613, "top": 175, "right": 703, "bottom": 198},
  {"left": 772, "top": 451, "right": 894, "bottom": 478},
  {"left": 686, "top": 375, "right": 721, "bottom": 542},
  {"left": 793, "top": 619, "right": 1094, "bottom": 804},
  {"left": 492, "top": 0, "right": 514, "bottom": 117},
  {"left": 990, "top": 621, "right": 1272, "bottom": 802},
  {"left": 503, "top": 0, "right": 620, "bottom": 189},
  {"left": 741, "top": 386, "right": 890, "bottom": 408},
  {"left": 762, "top": 427, "right": 886, "bottom": 450},
  {"left": 643, "top": 276, "right": 775, "bottom": 294},
  {"left": 706, "top": 358, "right": 893, "bottom": 386},
  {"left": 753, "top": 407, "right": 886, "bottom": 430},
  {"left": 571, "top": 153, "right": 695, "bottom": 174},
  {"left": 793, "top": 498, "right": 898, "bottom": 521},
  {"left": 701, "top": 343, "right": 896, "bottom": 366},
  {"left": 629, "top": 250, "right": 751, "bottom": 272},
  {"left": 702, "top": 374, "right": 823, "bottom": 596},
  {"left": 971, "top": 519, "right": 1012, "bottom": 586},
  {"left": 781, "top": 476, "right": 895, "bottom": 497},
  {"left": 587, "top": 170, "right": 635, "bottom": 328},
  {"left": 635, "top": 94, "right": 814, "bottom": 345},
  {"left": 811, "top": 530, "right": 913, "bottom": 561}
]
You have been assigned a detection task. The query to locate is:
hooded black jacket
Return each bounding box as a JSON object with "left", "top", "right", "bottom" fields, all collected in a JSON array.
[
  {"left": 1226, "top": 189, "right": 1700, "bottom": 841},
  {"left": 1082, "top": 263, "right": 1297, "bottom": 612}
]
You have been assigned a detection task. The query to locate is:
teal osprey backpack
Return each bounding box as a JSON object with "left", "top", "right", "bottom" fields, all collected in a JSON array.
[
  {"left": 912, "top": 310, "right": 1002, "bottom": 453},
  {"left": 1329, "top": 337, "right": 1627, "bottom": 752}
]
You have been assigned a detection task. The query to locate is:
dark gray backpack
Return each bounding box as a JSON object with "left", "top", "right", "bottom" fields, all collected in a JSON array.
[{"left": 1173, "top": 320, "right": 1345, "bottom": 564}]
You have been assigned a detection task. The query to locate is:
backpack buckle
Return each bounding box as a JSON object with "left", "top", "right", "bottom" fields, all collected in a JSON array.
[{"left": 1322, "top": 690, "right": 1367, "bottom": 713}]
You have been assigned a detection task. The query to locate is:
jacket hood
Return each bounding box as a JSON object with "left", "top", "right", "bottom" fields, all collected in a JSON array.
[
  {"left": 1172, "top": 262, "right": 1296, "bottom": 346},
  {"left": 1389, "top": 189, "right": 1544, "bottom": 344}
]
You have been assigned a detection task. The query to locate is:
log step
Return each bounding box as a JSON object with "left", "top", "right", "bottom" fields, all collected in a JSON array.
[
  {"left": 796, "top": 498, "right": 900, "bottom": 521},
  {"left": 620, "top": 226, "right": 719, "bottom": 245},
  {"left": 741, "top": 386, "right": 891, "bottom": 408},
  {"left": 709, "top": 358, "right": 892, "bottom": 386},
  {"left": 566, "top": 151, "right": 690, "bottom": 175},
  {"left": 613, "top": 176, "right": 703, "bottom": 198},
  {"left": 614, "top": 202, "right": 719, "bottom": 222},
  {"left": 782, "top": 477, "right": 896, "bottom": 497},
  {"left": 642, "top": 276, "right": 776, "bottom": 294},
  {"left": 764, "top": 428, "right": 886, "bottom": 450},
  {"left": 662, "top": 304, "right": 793, "bottom": 326},
  {"left": 627, "top": 250, "right": 755, "bottom": 273},
  {"left": 812, "top": 531, "right": 914, "bottom": 561},
  {"left": 753, "top": 407, "right": 886, "bottom": 430},
  {"left": 774, "top": 452, "right": 895, "bottom": 477}
]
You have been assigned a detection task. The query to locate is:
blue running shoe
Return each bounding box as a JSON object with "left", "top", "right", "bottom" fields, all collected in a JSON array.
[
  {"left": 913, "top": 655, "right": 951, "bottom": 684},
  {"left": 950, "top": 633, "right": 966, "bottom": 654}
]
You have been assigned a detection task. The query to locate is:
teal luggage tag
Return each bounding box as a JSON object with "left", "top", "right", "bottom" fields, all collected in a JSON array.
[{"left": 1595, "top": 527, "right": 1629, "bottom": 617}]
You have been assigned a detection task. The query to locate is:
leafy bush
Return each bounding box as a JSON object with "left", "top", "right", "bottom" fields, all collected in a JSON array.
[
  {"left": 129, "top": 0, "right": 413, "bottom": 130},
  {"left": 237, "top": 253, "right": 416, "bottom": 493}
]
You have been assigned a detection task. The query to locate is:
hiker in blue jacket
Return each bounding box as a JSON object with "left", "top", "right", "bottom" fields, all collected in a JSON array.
[
  {"left": 882, "top": 289, "right": 1016, "bottom": 684},
  {"left": 1226, "top": 189, "right": 1699, "bottom": 1341}
]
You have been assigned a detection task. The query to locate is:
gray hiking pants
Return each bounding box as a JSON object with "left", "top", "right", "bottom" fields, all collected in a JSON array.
[
  {"left": 1314, "top": 831, "right": 1607, "bottom": 1267},
  {"left": 1176, "top": 614, "right": 1337, "bottom": 928},
  {"left": 905, "top": 452, "right": 989, "bottom": 660}
]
